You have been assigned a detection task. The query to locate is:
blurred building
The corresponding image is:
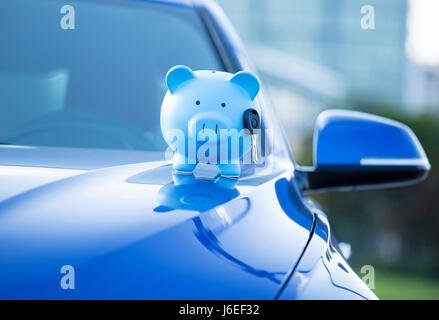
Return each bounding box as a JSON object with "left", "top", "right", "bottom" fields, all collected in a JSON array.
[
  {"left": 405, "top": 64, "right": 439, "bottom": 113},
  {"left": 216, "top": 0, "right": 409, "bottom": 103},
  {"left": 214, "top": 0, "right": 439, "bottom": 158}
]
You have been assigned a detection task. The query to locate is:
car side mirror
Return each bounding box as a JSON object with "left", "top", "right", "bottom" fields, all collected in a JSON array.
[{"left": 296, "top": 109, "right": 430, "bottom": 192}]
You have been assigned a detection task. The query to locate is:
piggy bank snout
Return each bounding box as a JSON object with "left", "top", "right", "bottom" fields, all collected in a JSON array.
[{"left": 188, "top": 113, "right": 232, "bottom": 138}]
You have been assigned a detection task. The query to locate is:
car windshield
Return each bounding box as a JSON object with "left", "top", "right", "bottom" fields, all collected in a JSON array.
[{"left": 0, "top": 0, "right": 223, "bottom": 151}]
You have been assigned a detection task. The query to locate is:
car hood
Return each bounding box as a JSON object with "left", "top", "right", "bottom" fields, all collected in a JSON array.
[{"left": 0, "top": 146, "right": 313, "bottom": 299}]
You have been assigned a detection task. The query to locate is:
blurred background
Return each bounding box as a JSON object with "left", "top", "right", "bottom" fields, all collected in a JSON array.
[{"left": 215, "top": 0, "right": 439, "bottom": 299}]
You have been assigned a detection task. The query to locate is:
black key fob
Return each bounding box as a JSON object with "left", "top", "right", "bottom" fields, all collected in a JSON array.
[{"left": 243, "top": 109, "right": 260, "bottom": 134}]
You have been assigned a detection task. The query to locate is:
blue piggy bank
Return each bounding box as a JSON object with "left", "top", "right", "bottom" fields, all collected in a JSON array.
[{"left": 160, "top": 65, "right": 261, "bottom": 177}]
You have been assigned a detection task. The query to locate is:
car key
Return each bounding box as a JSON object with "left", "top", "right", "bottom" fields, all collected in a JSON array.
[{"left": 243, "top": 109, "right": 262, "bottom": 164}]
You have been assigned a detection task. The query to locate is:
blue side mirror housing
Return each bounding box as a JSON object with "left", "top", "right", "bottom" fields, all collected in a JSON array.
[{"left": 297, "top": 109, "right": 430, "bottom": 192}]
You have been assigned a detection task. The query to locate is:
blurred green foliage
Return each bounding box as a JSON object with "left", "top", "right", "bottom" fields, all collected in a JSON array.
[{"left": 354, "top": 267, "right": 439, "bottom": 300}]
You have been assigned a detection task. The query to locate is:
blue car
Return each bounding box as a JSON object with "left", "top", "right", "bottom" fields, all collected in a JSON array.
[{"left": 0, "top": 0, "right": 430, "bottom": 299}]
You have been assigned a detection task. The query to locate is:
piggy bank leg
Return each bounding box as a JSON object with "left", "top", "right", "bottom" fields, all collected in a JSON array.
[
  {"left": 218, "top": 163, "right": 240, "bottom": 178},
  {"left": 173, "top": 154, "right": 196, "bottom": 173}
]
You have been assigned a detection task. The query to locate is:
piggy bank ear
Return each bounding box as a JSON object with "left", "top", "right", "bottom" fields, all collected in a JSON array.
[
  {"left": 229, "top": 71, "right": 260, "bottom": 100},
  {"left": 166, "top": 65, "right": 195, "bottom": 94}
]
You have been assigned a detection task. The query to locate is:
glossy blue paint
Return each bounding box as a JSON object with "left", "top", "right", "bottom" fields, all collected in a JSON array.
[
  {"left": 154, "top": 174, "right": 240, "bottom": 212},
  {"left": 314, "top": 109, "right": 429, "bottom": 168},
  {"left": 278, "top": 214, "right": 378, "bottom": 300},
  {"left": 0, "top": 147, "right": 312, "bottom": 299},
  {"left": 0, "top": 0, "right": 389, "bottom": 300}
]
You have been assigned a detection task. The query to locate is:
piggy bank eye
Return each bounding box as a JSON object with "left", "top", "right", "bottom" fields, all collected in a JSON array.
[
  {"left": 195, "top": 100, "right": 200, "bottom": 105},
  {"left": 221, "top": 103, "right": 226, "bottom": 108}
]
